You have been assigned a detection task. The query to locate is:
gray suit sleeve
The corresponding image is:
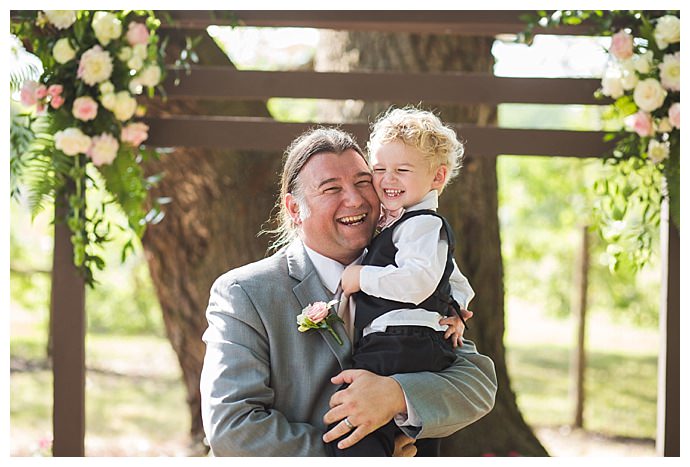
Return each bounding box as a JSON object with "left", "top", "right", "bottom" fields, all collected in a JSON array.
[
  {"left": 390, "top": 339, "right": 497, "bottom": 439},
  {"left": 200, "top": 277, "right": 329, "bottom": 456}
]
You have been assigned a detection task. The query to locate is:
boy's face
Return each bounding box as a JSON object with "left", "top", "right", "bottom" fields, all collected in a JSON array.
[{"left": 370, "top": 140, "right": 446, "bottom": 212}]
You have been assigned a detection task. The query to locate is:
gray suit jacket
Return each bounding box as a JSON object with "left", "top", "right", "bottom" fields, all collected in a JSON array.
[{"left": 200, "top": 240, "right": 497, "bottom": 456}]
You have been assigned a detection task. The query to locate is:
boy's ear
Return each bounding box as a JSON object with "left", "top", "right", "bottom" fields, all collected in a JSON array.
[
  {"left": 285, "top": 193, "right": 301, "bottom": 225},
  {"left": 431, "top": 165, "right": 448, "bottom": 190}
]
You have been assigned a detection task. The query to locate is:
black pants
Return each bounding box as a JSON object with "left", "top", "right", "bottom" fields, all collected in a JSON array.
[{"left": 330, "top": 325, "right": 456, "bottom": 457}]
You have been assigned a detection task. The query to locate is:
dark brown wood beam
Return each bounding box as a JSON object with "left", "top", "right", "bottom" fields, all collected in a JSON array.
[
  {"left": 158, "top": 10, "right": 592, "bottom": 36},
  {"left": 50, "top": 187, "right": 85, "bottom": 457},
  {"left": 144, "top": 116, "right": 614, "bottom": 158},
  {"left": 162, "top": 67, "right": 607, "bottom": 105}
]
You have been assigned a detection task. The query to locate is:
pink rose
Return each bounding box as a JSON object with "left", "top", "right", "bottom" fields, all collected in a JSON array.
[
  {"left": 668, "top": 102, "right": 680, "bottom": 129},
  {"left": 126, "top": 22, "right": 150, "bottom": 46},
  {"left": 20, "top": 80, "right": 39, "bottom": 106},
  {"left": 35, "top": 84, "right": 48, "bottom": 99},
  {"left": 304, "top": 301, "right": 330, "bottom": 324},
  {"left": 120, "top": 122, "right": 149, "bottom": 146},
  {"left": 625, "top": 110, "right": 654, "bottom": 137},
  {"left": 72, "top": 96, "right": 99, "bottom": 121},
  {"left": 50, "top": 95, "right": 65, "bottom": 109},
  {"left": 610, "top": 30, "right": 634, "bottom": 60},
  {"left": 48, "top": 84, "right": 63, "bottom": 98}
]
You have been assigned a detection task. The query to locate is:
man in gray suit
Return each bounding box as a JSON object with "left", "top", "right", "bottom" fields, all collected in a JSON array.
[{"left": 200, "top": 127, "right": 497, "bottom": 456}]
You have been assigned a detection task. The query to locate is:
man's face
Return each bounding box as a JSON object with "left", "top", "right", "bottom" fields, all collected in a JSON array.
[{"left": 287, "top": 149, "right": 380, "bottom": 265}]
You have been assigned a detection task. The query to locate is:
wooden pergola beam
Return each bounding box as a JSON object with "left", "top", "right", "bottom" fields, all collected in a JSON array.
[
  {"left": 163, "top": 67, "right": 607, "bottom": 105},
  {"left": 159, "top": 10, "right": 593, "bottom": 36},
  {"left": 144, "top": 116, "right": 614, "bottom": 158}
]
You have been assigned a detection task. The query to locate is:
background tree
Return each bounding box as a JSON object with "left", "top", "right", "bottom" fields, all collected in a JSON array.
[{"left": 142, "top": 30, "right": 282, "bottom": 451}]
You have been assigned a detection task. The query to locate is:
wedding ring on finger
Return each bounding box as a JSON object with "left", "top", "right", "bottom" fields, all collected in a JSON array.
[{"left": 343, "top": 417, "right": 355, "bottom": 430}]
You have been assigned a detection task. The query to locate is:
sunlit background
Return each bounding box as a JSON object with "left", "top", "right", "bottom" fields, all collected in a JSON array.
[{"left": 10, "top": 26, "right": 660, "bottom": 456}]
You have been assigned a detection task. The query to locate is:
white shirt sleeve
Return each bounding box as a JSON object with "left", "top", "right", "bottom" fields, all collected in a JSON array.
[
  {"left": 450, "top": 258, "right": 475, "bottom": 309},
  {"left": 359, "top": 215, "right": 446, "bottom": 305}
]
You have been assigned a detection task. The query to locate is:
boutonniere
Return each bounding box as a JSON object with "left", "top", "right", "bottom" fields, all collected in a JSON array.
[{"left": 296, "top": 300, "right": 344, "bottom": 345}]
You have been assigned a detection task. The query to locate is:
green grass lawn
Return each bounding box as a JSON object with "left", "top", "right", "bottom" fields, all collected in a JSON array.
[{"left": 10, "top": 301, "right": 658, "bottom": 455}]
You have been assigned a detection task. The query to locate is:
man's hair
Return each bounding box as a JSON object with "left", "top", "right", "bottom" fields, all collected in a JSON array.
[
  {"left": 267, "top": 127, "right": 366, "bottom": 251},
  {"left": 367, "top": 106, "right": 465, "bottom": 193}
]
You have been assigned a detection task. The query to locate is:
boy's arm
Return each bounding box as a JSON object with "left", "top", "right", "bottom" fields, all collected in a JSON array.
[{"left": 359, "top": 215, "right": 447, "bottom": 305}]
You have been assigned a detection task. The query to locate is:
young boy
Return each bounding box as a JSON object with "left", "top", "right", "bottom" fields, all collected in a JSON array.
[{"left": 333, "top": 107, "right": 475, "bottom": 457}]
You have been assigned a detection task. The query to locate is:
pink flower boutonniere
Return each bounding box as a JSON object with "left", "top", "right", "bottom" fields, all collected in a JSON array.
[{"left": 296, "top": 300, "right": 344, "bottom": 345}]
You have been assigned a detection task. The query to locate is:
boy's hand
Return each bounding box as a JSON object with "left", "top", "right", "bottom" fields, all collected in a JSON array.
[
  {"left": 439, "top": 309, "right": 473, "bottom": 348},
  {"left": 341, "top": 265, "right": 363, "bottom": 294}
]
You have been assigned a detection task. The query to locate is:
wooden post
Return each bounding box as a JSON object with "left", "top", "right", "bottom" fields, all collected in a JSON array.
[
  {"left": 50, "top": 187, "right": 86, "bottom": 456},
  {"left": 569, "top": 225, "right": 589, "bottom": 428},
  {"left": 656, "top": 198, "right": 680, "bottom": 456}
]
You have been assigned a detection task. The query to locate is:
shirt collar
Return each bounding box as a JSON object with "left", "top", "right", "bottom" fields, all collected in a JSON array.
[
  {"left": 303, "top": 242, "right": 365, "bottom": 294},
  {"left": 407, "top": 190, "right": 439, "bottom": 212}
]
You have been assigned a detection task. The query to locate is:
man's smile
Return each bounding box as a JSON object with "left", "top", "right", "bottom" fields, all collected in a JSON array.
[{"left": 337, "top": 213, "right": 367, "bottom": 226}]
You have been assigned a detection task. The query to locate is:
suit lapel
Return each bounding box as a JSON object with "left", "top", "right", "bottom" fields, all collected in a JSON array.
[{"left": 287, "top": 241, "right": 352, "bottom": 369}]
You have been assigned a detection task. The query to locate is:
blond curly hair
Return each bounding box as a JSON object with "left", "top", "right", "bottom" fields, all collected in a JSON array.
[{"left": 367, "top": 106, "right": 464, "bottom": 193}]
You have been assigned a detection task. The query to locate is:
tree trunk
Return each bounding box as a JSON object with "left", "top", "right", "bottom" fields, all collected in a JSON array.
[
  {"left": 315, "top": 31, "right": 548, "bottom": 457},
  {"left": 141, "top": 30, "right": 281, "bottom": 453}
]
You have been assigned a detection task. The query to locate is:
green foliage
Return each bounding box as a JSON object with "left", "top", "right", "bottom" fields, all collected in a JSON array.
[{"left": 498, "top": 154, "right": 660, "bottom": 326}]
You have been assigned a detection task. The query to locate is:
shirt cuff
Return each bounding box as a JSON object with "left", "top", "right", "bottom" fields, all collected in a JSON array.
[{"left": 394, "top": 389, "right": 422, "bottom": 429}]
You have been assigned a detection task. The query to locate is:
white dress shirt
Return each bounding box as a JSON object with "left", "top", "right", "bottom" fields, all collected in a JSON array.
[{"left": 359, "top": 190, "right": 474, "bottom": 336}]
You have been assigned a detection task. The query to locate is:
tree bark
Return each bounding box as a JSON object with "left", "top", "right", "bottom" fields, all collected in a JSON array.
[
  {"left": 141, "top": 30, "right": 281, "bottom": 452},
  {"left": 315, "top": 31, "right": 548, "bottom": 456}
]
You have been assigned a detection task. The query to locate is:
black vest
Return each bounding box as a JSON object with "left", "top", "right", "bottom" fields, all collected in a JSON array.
[{"left": 354, "top": 209, "right": 458, "bottom": 331}]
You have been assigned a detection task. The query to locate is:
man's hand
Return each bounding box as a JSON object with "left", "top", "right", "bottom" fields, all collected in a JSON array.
[
  {"left": 340, "top": 265, "right": 362, "bottom": 295},
  {"left": 393, "top": 434, "right": 417, "bottom": 457},
  {"left": 322, "top": 369, "right": 406, "bottom": 449}
]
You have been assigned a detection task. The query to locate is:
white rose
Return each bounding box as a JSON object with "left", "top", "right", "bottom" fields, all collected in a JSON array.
[
  {"left": 654, "top": 15, "right": 680, "bottom": 50},
  {"left": 619, "top": 60, "right": 638, "bottom": 91},
  {"left": 127, "top": 56, "right": 144, "bottom": 72},
  {"left": 91, "top": 11, "right": 122, "bottom": 47},
  {"left": 52, "top": 37, "right": 76, "bottom": 64},
  {"left": 633, "top": 51, "right": 654, "bottom": 74},
  {"left": 87, "top": 133, "right": 119, "bottom": 166},
  {"left": 658, "top": 52, "right": 680, "bottom": 92},
  {"left": 77, "top": 45, "right": 113, "bottom": 86},
  {"left": 633, "top": 78, "right": 668, "bottom": 112},
  {"left": 656, "top": 117, "right": 673, "bottom": 133},
  {"left": 139, "top": 65, "right": 162, "bottom": 87},
  {"left": 601, "top": 70, "right": 624, "bottom": 99},
  {"left": 647, "top": 139, "right": 670, "bottom": 164},
  {"left": 99, "top": 81, "right": 115, "bottom": 95},
  {"left": 128, "top": 78, "right": 143, "bottom": 95},
  {"left": 118, "top": 46, "right": 133, "bottom": 62},
  {"left": 113, "top": 91, "right": 137, "bottom": 121},
  {"left": 132, "top": 43, "right": 148, "bottom": 60},
  {"left": 55, "top": 127, "right": 91, "bottom": 156},
  {"left": 43, "top": 10, "right": 76, "bottom": 29},
  {"left": 100, "top": 92, "right": 117, "bottom": 111}
]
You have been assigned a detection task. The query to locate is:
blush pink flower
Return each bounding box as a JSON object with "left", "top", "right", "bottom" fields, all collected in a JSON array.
[
  {"left": 625, "top": 110, "right": 654, "bottom": 137},
  {"left": 87, "top": 132, "right": 119, "bottom": 166},
  {"left": 296, "top": 299, "right": 342, "bottom": 344},
  {"left": 610, "top": 30, "right": 634, "bottom": 60},
  {"left": 47, "top": 84, "right": 63, "bottom": 98},
  {"left": 304, "top": 301, "right": 330, "bottom": 324},
  {"left": 126, "top": 22, "right": 150, "bottom": 46},
  {"left": 20, "top": 81, "right": 39, "bottom": 106},
  {"left": 35, "top": 84, "right": 48, "bottom": 99},
  {"left": 50, "top": 95, "right": 65, "bottom": 109},
  {"left": 72, "top": 96, "right": 99, "bottom": 121},
  {"left": 120, "top": 122, "right": 149, "bottom": 146},
  {"left": 668, "top": 102, "right": 680, "bottom": 129}
]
